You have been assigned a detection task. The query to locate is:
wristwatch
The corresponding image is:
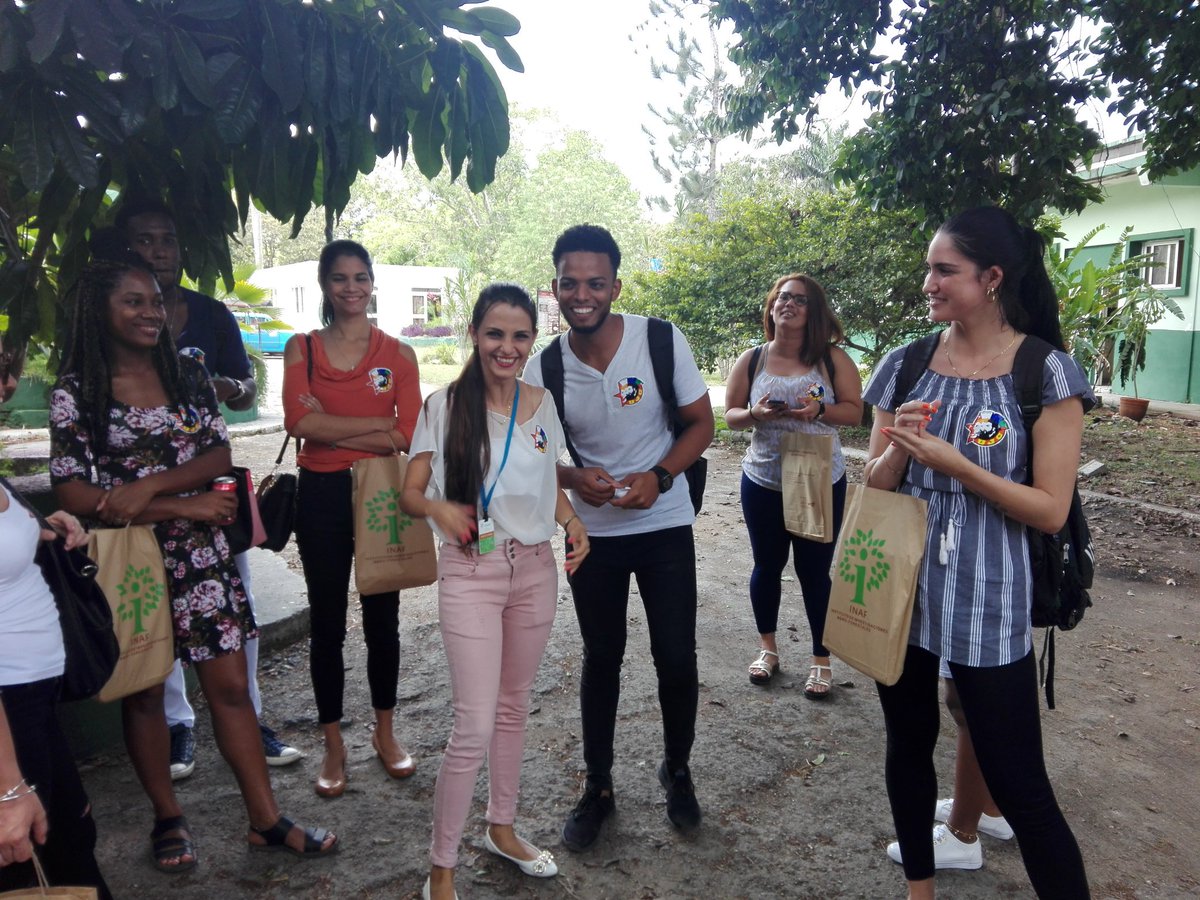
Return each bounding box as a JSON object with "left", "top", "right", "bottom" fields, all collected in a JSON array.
[
  {"left": 816, "top": 400, "right": 826, "bottom": 419},
  {"left": 227, "top": 378, "right": 246, "bottom": 402},
  {"left": 651, "top": 465, "right": 674, "bottom": 493}
]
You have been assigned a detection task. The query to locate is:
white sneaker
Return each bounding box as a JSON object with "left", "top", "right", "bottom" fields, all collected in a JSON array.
[
  {"left": 934, "top": 797, "right": 1014, "bottom": 840},
  {"left": 886, "top": 823, "right": 983, "bottom": 870}
]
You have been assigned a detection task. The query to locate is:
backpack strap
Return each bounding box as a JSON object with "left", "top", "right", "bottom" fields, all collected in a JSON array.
[
  {"left": 892, "top": 332, "right": 942, "bottom": 408},
  {"left": 1012, "top": 334, "right": 1053, "bottom": 434},
  {"left": 540, "top": 335, "right": 583, "bottom": 467},
  {"left": 647, "top": 317, "right": 680, "bottom": 432}
]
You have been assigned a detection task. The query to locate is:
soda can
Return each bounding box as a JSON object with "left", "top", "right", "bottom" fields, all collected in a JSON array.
[{"left": 212, "top": 476, "right": 238, "bottom": 526}]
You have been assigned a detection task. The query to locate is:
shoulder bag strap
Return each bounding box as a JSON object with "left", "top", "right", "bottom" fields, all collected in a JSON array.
[
  {"left": 647, "top": 317, "right": 679, "bottom": 433},
  {"left": 893, "top": 331, "right": 943, "bottom": 408}
]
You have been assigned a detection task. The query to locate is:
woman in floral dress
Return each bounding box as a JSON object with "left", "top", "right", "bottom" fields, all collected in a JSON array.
[{"left": 50, "top": 256, "right": 338, "bottom": 872}]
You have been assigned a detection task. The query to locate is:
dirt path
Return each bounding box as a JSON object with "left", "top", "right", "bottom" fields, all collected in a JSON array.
[{"left": 80, "top": 438, "right": 1200, "bottom": 899}]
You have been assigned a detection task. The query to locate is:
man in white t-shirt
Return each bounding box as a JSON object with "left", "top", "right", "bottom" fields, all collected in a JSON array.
[{"left": 523, "top": 224, "right": 714, "bottom": 851}]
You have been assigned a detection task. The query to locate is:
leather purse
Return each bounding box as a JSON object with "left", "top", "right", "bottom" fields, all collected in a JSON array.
[
  {"left": 226, "top": 465, "right": 267, "bottom": 554},
  {"left": 1, "top": 477, "right": 119, "bottom": 703},
  {"left": 256, "top": 435, "right": 298, "bottom": 553}
]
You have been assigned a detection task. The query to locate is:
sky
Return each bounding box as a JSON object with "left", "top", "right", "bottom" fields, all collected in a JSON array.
[{"left": 490, "top": 0, "right": 870, "bottom": 208}]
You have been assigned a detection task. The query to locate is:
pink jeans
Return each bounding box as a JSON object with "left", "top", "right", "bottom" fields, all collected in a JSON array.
[{"left": 430, "top": 538, "right": 558, "bottom": 868}]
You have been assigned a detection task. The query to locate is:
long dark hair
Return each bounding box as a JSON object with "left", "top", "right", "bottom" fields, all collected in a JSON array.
[
  {"left": 60, "top": 256, "right": 190, "bottom": 454},
  {"left": 317, "top": 239, "right": 375, "bottom": 327},
  {"left": 762, "top": 273, "right": 845, "bottom": 366},
  {"left": 937, "top": 207, "right": 1064, "bottom": 350},
  {"left": 442, "top": 283, "right": 538, "bottom": 507}
]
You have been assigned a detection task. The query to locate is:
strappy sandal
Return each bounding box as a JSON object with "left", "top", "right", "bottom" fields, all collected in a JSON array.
[
  {"left": 248, "top": 815, "right": 339, "bottom": 858},
  {"left": 804, "top": 664, "right": 833, "bottom": 700},
  {"left": 748, "top": 649, "right": 779, "bottom": 685},
  {"left": 150, "top": 814, "right": 197, "bottom": 874}
]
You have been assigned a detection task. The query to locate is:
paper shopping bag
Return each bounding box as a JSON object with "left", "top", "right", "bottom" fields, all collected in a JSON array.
[
  {"left": 0, "top": 853, "right": 99, "bottom": 898},
  {"left": 87, "top": 526, "right": 174, "bottom": 703},
  {"left": 823, "top": 485, "right": 928, "bottom": 686},
  {"left": 353, "top": 454, "right": 437, "bottom": 594},
  {"left": 781, "top": 431, "right": 834, "bottom": 542}
]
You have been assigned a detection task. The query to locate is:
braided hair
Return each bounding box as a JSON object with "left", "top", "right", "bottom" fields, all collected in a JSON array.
[{"left": 60, "top": 255, "right": 193, "bottom": 454}]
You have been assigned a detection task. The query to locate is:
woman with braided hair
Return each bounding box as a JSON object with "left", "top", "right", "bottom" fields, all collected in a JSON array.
[{"left": 49, "top": 255, "right": 339, "bottom": 873}]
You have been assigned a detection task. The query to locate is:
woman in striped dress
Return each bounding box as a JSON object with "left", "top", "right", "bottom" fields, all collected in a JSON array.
[{"left": 862, "top": 207, "right": 1091, "bottom": 899}]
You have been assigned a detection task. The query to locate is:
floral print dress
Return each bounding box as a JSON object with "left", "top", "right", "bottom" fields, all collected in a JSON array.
[{"left": 49, "top": 362, "right": 256, "bottom": 664}]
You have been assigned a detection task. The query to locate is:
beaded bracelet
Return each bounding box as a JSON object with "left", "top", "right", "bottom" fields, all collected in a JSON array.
[{"left": 0, "top": 779, "right": 37, "bottom": 803}]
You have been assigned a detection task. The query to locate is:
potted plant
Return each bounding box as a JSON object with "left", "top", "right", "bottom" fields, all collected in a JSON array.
[{"left": 1112, "top": 288, "right": 1182, "bottom": 421}]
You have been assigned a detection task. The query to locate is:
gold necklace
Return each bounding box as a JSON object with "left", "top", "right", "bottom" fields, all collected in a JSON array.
[{"left": 943, "top": 330, "right": 1018, "bottom": 378}]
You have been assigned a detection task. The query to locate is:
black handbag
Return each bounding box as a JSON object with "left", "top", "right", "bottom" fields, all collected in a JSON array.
[
  {"left": 225, "top": 465, "right": 264, "bottom": 555},
  {"left": 256, "top": 435, "right": 298, "bottom": 552},
  {"left": 1, "top": 477, "right": 119, "bottom": 702}
]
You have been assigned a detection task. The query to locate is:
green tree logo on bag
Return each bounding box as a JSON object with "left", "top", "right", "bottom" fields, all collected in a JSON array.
[
  {"left": 365, "top": 488, "right": 413, "bottom": 545},
  {"left": 838, "top": 529, "right": 891, "bottom": 605},
  {"left": 116, "top": 564, "right": 164, "bottom": 635}
]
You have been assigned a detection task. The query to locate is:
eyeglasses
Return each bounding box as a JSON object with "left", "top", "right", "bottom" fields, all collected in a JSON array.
[{"left": 775, "top": 292, "right": 809, "bottom": 307}]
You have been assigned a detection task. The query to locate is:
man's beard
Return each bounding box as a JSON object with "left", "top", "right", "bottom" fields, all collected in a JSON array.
[{"left": 564, "top": 305, "right": 610, "bottom": 335}]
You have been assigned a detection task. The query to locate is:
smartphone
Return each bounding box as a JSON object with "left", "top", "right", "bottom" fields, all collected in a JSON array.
[{"left": 766, "top": 399, "right": 788, "bottom": 410}]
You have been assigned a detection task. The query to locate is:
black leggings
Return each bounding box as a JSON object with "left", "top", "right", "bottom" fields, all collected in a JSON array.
[
  {"left": 296, "top": 468, "right": 400, "bottom": 724},
  {"left": 876, "top": 646, "right": 1089, "bottom": 897}
]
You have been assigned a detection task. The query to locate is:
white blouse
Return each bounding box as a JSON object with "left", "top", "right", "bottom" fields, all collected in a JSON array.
[
  {"left": 409, "top": 386, "right": 567, "bottom": 546},
  {"left": 0, "top": 486, "right": 66, "bottom": 686}
]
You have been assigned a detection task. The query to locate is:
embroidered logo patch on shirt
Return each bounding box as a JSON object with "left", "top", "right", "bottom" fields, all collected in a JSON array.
[
  {"left": 531, "top": 425, "right": 548, "bottom": 453},
  {"left": 966, "top": 409, "right": 1009, "bottom": 447},
  {"left": 179, "top": 346, "right": 206, "bottom": 367},
  {"left": 614, "top": 377, "right": 644, "bottom": 406},
  {"left": 175, "top": 404, "right": 202, "bottom": 434},
  {"left": 807, "top": 383, "right": 826, "bottom": 400},
  {"left": 367, "top": 367, "right": 393, "bottom": 394}
]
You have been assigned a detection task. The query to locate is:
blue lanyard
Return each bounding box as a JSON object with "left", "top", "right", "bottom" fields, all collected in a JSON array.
[{"left": 479, "top": 380, "right": 519, "bottom": 519}]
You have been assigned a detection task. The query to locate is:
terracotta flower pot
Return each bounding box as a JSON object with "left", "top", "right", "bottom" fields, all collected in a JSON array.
[{"left": 1118, "top": 396, "right": 1150, "bottom": 422}]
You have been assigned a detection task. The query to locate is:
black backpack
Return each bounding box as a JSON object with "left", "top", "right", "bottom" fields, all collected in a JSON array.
[
  {"left": 540, "top": 317, "right": 707, "bottom": 515},
  {"left": 892, "top": 332, "right": 1094, "bottom": 708}
]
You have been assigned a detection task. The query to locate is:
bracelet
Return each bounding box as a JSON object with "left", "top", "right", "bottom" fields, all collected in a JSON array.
[
  {"left": 879, "top": 447, "right": 905, "bottom": 477},
  {"left": 815, "top": 400, "right": 826, "bottom": 419},
  {"left": 0, "top": 779, "right": 36, "bottom": 803},
  {"left": 228, "top": 379, "right": 246, "bottom": 402},
  {"left": 560, "top": 514, "right": 578, "bottom": 531},
  {"left": 748, "top": 407, "right": 761, "bottom": 422}
]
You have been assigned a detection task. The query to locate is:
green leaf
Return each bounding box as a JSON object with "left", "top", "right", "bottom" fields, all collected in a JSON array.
[
  {"left": 28, "top": 0, "right": 69, "bottom": 65},
  {"left": 260, "top": 1, "right": 304, "bottom": 113},
  {"left": 479, "top": 31, "right": 523, "bottom": 73},
  {"left": 170, "top": 27, "right": 216, "bottom": 108},
  {"left": 469, "top": 6, "right": 520, "bottom": 38},
  {"left": 12, "top": 90, "right": 55, "bottom": 192},
  {"left": 45, "top": 96, "right": 100, "bottom": 187},
  {"left": 441, "top": 9, "right": 484, "bottom": 36},
  {"left": 410, "top": 93, "right": 448, "bottom": 180},
  {"left": 214, "top": 59, "right": 264, "bottom": 145},
  {"left": 68, "top": 0, "right": 125, "bottom": 73}
]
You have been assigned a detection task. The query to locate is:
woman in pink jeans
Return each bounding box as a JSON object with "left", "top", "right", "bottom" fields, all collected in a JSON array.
[{"left": 402, "top": 283, "right": 589, "bottom": 900}]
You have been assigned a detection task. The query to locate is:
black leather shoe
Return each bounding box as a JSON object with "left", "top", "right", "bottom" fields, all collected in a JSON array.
[
  {"left": 561, "top": 784, "right": 615, "bottom": 851},
  {"left": 657, "top": 760, "right": 701, "bottom": 831}
]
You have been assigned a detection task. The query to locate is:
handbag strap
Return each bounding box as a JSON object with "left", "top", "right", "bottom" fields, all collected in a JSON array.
[
  {"left": 0, "top": 474, "right": 53, "bottom": 532},
  {"left": 274, "top": 333, "right": 316, "bottom": 466}
]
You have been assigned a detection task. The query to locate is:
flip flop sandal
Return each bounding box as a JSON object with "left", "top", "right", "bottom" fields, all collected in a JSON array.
[
  {"left": 748, "top": 649, "right": 779, "bottom": 685},
  {"left": 150, "top": 814, "right": 198, "bottom": 874},
  {"left": 249, "top": 815, "right": 339, "bottom": 858},
  {"left": 804, "top": 664, "right": 833, "bottom": 700}
]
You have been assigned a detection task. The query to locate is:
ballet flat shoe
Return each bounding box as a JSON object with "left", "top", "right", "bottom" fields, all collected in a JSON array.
[
  {"left": 372, "top": 732, "right": 416, "bottom": 779},
  {"left": 483, "top": 827, "right": 558, "bottom": 878},
  {"left": 314, "top": 748, "right": 348, "bottom": 798}
]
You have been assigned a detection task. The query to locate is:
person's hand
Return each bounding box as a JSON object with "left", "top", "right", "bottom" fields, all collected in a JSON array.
[
  {"left": 610, "top": 470, "right": 659, "bottom": 510},
  {"left": 428, "top": 500, "right": 477, "bottom": 546},
  {"left": 213, "top": 376, "right": 241, "bottom": 403},
  {"left": 97, "top": 480, "right": 158, "bottom": 525},
  {"left": 0, "top": 788, "right": 47, "bottom": 867},
  {"left": 41, "top": 510, "right": 87, "bottom": 550},
  {"left": 749, "top": 395, "right": 788, "bottom": 423},
  {"left": 566, "top": 466, "right": 620, "bottom": 508},
  {"left": 185, "top": 491, "right": 238, "bottom": 526},
  {"left": 298, "top": 393, "right": 326, "bottom": 414},
  {"left": 881, "top": 413, "right": 965, "bottom": 480},
  {"left": 787, "top": 397, "right": 822, "bottom": 422},
  {"left": 891, "top": 399, "right": 941, "bottom": 434},
  {"left": 563, "top": 517, "right": 590, "bottom": 575}
]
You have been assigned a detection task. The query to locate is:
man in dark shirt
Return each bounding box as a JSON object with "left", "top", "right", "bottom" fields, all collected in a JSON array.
[{"left": 117, "top": 199, "right": 301, "bottom": 776}]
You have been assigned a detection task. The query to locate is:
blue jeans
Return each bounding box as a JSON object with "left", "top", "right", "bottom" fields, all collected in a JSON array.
[
  {"left": 740, "top": 473, "right": 847, "bottom": 656},
  {"left": 567, "top": 525, "right": 698, "bottom": 785}
]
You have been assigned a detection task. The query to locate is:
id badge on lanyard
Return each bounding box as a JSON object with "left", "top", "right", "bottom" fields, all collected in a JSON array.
[{"left": 478, "top": 382, "right": 518, "bottom": 555}]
